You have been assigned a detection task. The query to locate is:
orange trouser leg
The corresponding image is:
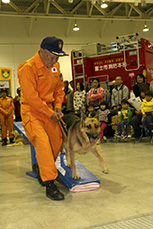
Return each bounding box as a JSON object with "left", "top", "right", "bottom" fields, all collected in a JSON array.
[
  {"left": 44, "top": 119, "right": 63, "bottom": 161},
  {"left": 24, "top": 117, "right": 63, "bottom": 182},
  {"left": 1, "top": 121, "right": 7, "bottom": 139},
  {"left": 7, "top": 118, "right": 14, "bottom": 138}
]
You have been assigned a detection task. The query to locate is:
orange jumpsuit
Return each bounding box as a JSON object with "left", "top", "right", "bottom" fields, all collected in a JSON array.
[
  {"left": 0, "top": 96, "right": 14, "bottom": 140},
  {"left": 18, "top": 51, "right": 65, "bottom": 182}
]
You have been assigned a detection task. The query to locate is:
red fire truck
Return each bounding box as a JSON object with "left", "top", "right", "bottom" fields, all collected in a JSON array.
[{"left": 71, "top": 33, "right": 153, "bottom": 100}]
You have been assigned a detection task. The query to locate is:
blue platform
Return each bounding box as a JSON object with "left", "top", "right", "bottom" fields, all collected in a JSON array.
[
  {"left": 13, "top": 122, "right": 37, "bottom": 178},
  {"left": 13, "top": 122, "right": 101, "bottom": 192}
]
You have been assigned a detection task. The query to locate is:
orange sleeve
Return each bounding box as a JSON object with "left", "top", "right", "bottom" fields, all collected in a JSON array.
[
  {"left": 53, "top": 79, "right": 65, "bottom": 109},
  {"left": 18, "top": 65, "right": 54, "bottom": 117},
  {"left": 8, "top": 98, "right": 15, "bottom": 114},
  {"left": 0, "top": 99, "right": 7, "bottom": 115}
]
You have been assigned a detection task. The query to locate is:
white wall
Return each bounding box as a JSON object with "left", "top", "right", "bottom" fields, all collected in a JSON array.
[{"left": 0, "top": 16, "right": 153, "bottom": 97}]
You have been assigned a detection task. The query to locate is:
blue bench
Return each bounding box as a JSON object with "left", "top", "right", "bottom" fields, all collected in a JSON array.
[
  {"left": 13, "top": 122, "right": 101, "bottom": 192},
  {"left": 13, "top": 122, "right": 37, "bottom": 178}
]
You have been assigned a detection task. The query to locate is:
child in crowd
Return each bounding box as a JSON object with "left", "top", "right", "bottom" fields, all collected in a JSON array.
[
  {"left": 115, "top": 99, "right": 134, "bottom": 139},
  {"left": 86, "top": 104, "right": 97, "bottom": 118},
  {"left": 141, "top": 91, "right": 153, "bottom": 143},
  {"left": 96, "top": 101, "right": 111, "bottom": 144}
]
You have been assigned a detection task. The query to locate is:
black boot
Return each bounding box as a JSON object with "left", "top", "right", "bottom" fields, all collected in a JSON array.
[
  {"left": 2, "top": 138, "right": 7, "bottom": 146},
  {"left": 10, "top": 138, "right": 15, "bottom": 144},
  {"left": 46, "top": 180, "right": 64, "bottom": 201}
]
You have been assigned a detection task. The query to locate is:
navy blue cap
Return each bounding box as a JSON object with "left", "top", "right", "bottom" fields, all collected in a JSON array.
[{"left": 40, "top": 36, "right": 68, "bottom": 56}]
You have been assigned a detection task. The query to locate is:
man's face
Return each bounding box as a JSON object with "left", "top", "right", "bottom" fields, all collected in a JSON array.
[
  {"left": 40, "top": 49, "right": 59, "bottom": 68},
  {"left": 115, "top": 76, "right": 123, "bottom": 86}
]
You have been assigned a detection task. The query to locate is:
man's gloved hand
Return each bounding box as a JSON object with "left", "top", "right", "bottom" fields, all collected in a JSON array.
[
  {"left": 54, "top": 108, "right": 63, "bottom": 117},
  {"left": 50, "top": 108, "right": 63, "bottom": 122}
]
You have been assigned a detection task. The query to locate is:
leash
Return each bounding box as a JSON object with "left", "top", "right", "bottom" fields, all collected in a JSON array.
[{"left": 58, "top": 118, "right": 68, "bottom": 141}]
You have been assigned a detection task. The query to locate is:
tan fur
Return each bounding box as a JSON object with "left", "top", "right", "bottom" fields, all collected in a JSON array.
[
  {"left": 63, "top": 117, "right": 108, "bottom": 179},
  {"left": 7, "top": 130, "right": 28, "bottom": 146}
]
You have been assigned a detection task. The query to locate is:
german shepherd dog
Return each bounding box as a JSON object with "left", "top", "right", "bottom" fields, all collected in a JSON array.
[{"left": 62, "top": 113, "right": 108, "bottom": 179}]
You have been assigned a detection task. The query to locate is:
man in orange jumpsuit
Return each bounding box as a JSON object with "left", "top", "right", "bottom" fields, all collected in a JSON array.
[
  {"left": 0, "top": 88, "right": 14, "bottom": 146},
  {"left": 18, "top": 37, "right": 68, "bottom": 201}
]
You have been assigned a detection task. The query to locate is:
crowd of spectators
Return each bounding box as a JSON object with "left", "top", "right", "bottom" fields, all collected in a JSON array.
[{"left": 62, "top": 73, "right": 153, "bottom": 145}]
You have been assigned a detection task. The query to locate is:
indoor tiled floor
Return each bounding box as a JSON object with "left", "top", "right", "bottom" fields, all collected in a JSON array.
[{"left": 0, "top": 138, "right": 153, "bottom": 229}]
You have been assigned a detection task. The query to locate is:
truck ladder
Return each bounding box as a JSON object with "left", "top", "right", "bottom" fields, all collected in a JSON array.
[{"left": 116, "top": 33, "right": 140, "bottom": 71}]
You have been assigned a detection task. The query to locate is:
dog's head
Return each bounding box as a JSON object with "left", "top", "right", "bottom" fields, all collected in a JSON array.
[{"left": 81, "top": 116, "right": 100, "bottom": 140}]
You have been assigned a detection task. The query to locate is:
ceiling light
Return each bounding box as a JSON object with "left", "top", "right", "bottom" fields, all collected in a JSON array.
[
  {"left": 73, "top": 21, "right": 79, "bottom": 31},
  {"left": 143, "top": 23, "right": 149, "bottom": 32},
  {"left": 101, "top": 1, "right": 108, "bottom": 9},
  {"left": 68, "top": 0, "right": 73, "bottom": 3},
  {"left": 2, "top": 0, "right": 10, "bottom": 3}
]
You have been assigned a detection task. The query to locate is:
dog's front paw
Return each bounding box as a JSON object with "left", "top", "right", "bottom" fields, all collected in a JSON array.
[
  {"left": 67, "top": 158, "right": 71, "bottom": 167},
  {"left": 73, "top": 172, "right": 81, "bottom": 179}
]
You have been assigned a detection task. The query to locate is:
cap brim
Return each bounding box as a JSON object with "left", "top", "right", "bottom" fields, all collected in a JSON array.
[{"left": 51, "top": 50, "right": 69, "bottom": 56}]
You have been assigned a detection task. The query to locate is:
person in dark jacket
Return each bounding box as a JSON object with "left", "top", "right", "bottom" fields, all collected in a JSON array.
[
  {"left": 64, "top": 80, "right": 74, "bottom": 114},
  {"left": 13, "top": 87, "right": 22, "bottom": 122},
  {"left": 133, "top": 73, "right": 149, "bottom": 98},
  {"left": 130, "top": 88, "right": 147, "bottom": 142}
]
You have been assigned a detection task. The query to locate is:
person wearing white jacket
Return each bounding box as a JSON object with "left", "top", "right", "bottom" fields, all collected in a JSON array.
[{"left": 111, "top": 76, "right": 129, "bottom": 110}]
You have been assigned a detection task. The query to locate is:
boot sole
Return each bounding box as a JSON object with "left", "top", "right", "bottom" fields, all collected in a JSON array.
[{"left": 46, "top": 194, "right": 64, "bottom": 201}]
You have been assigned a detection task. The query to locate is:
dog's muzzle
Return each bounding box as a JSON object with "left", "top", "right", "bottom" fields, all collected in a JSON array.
[{"left": 86, "top": 133, "right": 97, "bottom": 144}]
